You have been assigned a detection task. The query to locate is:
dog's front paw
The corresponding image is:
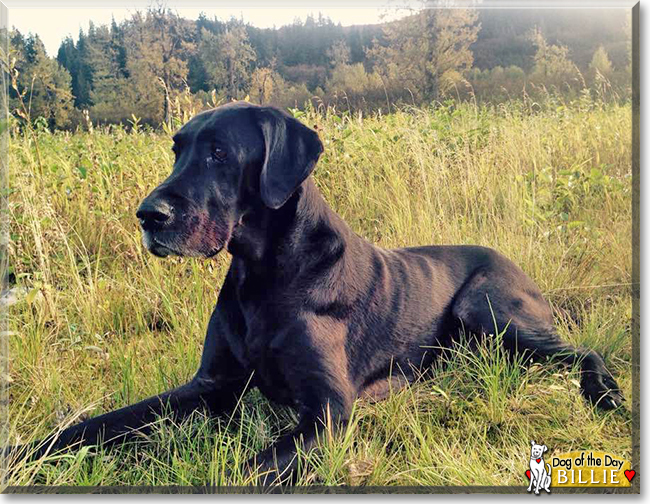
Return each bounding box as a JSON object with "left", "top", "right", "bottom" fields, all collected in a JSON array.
[
  {"left": 2, "top": 443, "right": 33, "bottom": 482},
  {"left": 244, "top": 447, "right": 301, "bottom": 486},
  {"left": 582, "top": 372, "right": 624, "bottom": 410},
  {"left": 3, "top": 443, "right": 30, "bottom": 465},
  {"left": 243, "top": 463, "right": 278, "bottom": 486},
  {"left": 243, "top": 451, "right": 284, "bottom": 486}
]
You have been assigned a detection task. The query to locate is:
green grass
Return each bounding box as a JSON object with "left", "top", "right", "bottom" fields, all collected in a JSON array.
[{"left": 2, "top": 99, "right": 633, "bottom": 487}]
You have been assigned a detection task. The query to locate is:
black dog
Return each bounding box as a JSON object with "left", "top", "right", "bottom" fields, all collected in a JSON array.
[{"left": 8, "top": 102, "right": 622, "bottom": 484}]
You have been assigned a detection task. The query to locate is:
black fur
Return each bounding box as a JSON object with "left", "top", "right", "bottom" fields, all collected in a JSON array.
[{"left": 5, "top": 102, "right": 623, "bottom": 485}]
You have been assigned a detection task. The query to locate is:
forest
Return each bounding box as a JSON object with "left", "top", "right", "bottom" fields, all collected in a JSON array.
[{"left": 5, "top": 6, "right": 631, "bottom": 129}]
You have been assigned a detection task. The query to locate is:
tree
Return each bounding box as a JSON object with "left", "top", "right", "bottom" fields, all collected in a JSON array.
[
  {"left": 73, "top": 30, "right": 95, "bottom": 109},
  {"left": 57, "top": 36, "right": 83, "bottom": 107},
  {"left": 590, "top": 45, "right": 613, "bottom": 76},
  {"left": 250, "top": 66, "right": 278, "bottom": 105},
  {"left": 368, "top": 8, "right": 480, "bottom": 102},
  {"left": 434, "top": 9, "right": 480, "bottom": 97},
  {"left": 326, "top": 39, "right": 351, "bottom": 68},
  {"left": 199, "top": 22, "right": 256, "bottom": 100},
  {"left": 83, "top": 22, "right": 132, "bottom": 123},
  {"left": 8, "top": 31, "right": 74, "bottom": 129},
  {"left": 122, "top": 8, "right": 196, "bottom": 125},
  {"left": 326, "top": 62, "right": 385, "bottom": 109},
  {"left": 528, "top": 27, "right": 579, "bottom": 90}
]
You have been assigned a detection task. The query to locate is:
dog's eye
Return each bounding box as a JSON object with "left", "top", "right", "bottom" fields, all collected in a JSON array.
[{"left": 211, "top": 148, "right": 227, "bottom": 164}]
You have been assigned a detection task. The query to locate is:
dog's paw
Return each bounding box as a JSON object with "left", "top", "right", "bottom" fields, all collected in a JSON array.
[
  {"left": 582, "top": 372, "right": 624, "bottom": 411},
  {"left": 243, "top": 453, "right": 285, "bottom": 486},
  {"left": 243, "top": 447, "right": 303, "bottom": 486},
  {"left": 2, "top": 443, "right": 29, "bottom": 465},
  {"left": 1, "top": 444, "right": 32, "bottom": 482}
]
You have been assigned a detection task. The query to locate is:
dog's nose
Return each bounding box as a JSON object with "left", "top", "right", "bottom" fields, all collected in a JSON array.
[{"left": 136, "top": 198, "right": 173, "bottom": 230}]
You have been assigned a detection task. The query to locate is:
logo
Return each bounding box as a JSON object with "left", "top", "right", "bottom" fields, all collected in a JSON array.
[
  {"left": 525, "top": 445, "right": 635, "bottom": 490},
  {"left": 526, "top": 440, "right": 552, "bottom": 494}
]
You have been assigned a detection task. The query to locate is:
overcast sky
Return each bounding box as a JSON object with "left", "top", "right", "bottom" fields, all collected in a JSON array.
[{"left": 4, "top": 1, "right": 408, "bottom": 56}]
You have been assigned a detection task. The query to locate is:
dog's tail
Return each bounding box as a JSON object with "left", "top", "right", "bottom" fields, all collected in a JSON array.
[{"left": 546, "top": 463, "right": 552, "bottom": 475}]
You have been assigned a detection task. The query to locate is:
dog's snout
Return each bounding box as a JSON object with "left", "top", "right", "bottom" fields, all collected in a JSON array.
[{"left": 136, "top": 198, "right": 173, "bottom": 230}]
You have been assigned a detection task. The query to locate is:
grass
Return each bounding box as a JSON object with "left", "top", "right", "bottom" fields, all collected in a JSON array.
[{"left": 2, "top": 98, "right": 633, "bottom": 488}]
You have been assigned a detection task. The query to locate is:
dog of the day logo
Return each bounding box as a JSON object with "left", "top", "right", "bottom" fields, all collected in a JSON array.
[
  {"left": 525, "top": 443, "right": 635, "bottom": 491},
  {"left": 526, "top": 440, "right": 552, "bottom": 494}
]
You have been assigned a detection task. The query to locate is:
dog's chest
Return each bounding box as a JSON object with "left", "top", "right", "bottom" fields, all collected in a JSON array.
[
  {"left": 247, "top": 335, "right": 297, "bottom": 407},
  {"left": 233, "top": 301, "right": 299, "bottom": 406}
]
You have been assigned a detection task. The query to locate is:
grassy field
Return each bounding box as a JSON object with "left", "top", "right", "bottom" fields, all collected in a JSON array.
[{"left": 2, "top": 99, "right": 633, "bottom": 487}]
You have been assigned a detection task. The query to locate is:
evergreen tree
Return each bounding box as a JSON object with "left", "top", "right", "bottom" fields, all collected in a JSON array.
[
  {"left": 74, "top": 30, "right": 94, "bottom": 108},
  {"left": 85, "top": 23, "right": 132, "bottom": 123}
]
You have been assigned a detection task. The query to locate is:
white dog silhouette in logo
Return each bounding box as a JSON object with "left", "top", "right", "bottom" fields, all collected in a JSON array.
[{"left": 527, "top": 440, "right": 551, "bottom": 494}]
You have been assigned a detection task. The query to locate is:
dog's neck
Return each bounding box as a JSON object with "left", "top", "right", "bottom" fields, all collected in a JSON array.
[{"left": 227, "top": 177, "right": 357, "bottom": 278}]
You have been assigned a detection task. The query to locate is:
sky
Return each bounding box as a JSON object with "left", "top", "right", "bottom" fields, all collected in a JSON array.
[{"left": 3, "top": 0, "right": 408, "bottom": 57}]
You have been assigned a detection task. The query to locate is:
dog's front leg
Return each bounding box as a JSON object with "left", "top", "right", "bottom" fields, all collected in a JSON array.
[
  {"left": 6, "top": 281, "right": 250, "bottom": 465},
  {"left": 244, "top": 319, "right": 355, "bottom": 486},
  {"left": 5, "top": 379, "right": 221, "bottom": 462},
  {"left": 6, "top": 367, "right": 252, "bottom": 464},
  {"left": 245, "top": 399, "right": 351, "bottom": 486}
]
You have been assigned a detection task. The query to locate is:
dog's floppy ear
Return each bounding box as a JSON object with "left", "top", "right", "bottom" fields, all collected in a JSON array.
[
  {"left": 531, "top": 440, "right": 536, "bottom": 446},
  {"left": 256, "top": 107, "right": 323, "bottom": 209},
  {"left": 543, "top": 445, "right": 548, "bottom": 453}
]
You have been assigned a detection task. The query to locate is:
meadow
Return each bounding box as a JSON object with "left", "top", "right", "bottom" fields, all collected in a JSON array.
[{"left": 2, "top": 98, "right": 633, "bottom": 487}]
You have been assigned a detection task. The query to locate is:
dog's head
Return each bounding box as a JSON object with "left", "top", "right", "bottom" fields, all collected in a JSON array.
[
  {"left": 136, "top": 102, "right": 323, "bottom": 258},
  {"left": 530, "top": 440, "right": 548, "bottom": 459}
]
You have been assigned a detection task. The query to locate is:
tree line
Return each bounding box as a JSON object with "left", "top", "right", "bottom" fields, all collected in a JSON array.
[{"left": 5, "top": 6, "right": 631, "bottom": 130}]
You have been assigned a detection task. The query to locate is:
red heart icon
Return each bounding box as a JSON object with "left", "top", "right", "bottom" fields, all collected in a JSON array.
[
  {"left": 536, "top": 458, "right": 541, "bottom": 463},
  {"left": 526, "top": 470, "right": 531, "bottom": 479},
  {"left": 624, "top": 470, "right": 635, "bottom": 482}
]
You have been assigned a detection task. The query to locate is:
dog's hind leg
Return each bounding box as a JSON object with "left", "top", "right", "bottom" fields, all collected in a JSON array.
[
  {"left": 451, "top": 267, "right": 623, "bottom": 410},
  {"left": 508, "top": 329, "right": 622, "bottom": 410},
  {"left": 360, "top": 375, "right": 411, "bottom": 402}
]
